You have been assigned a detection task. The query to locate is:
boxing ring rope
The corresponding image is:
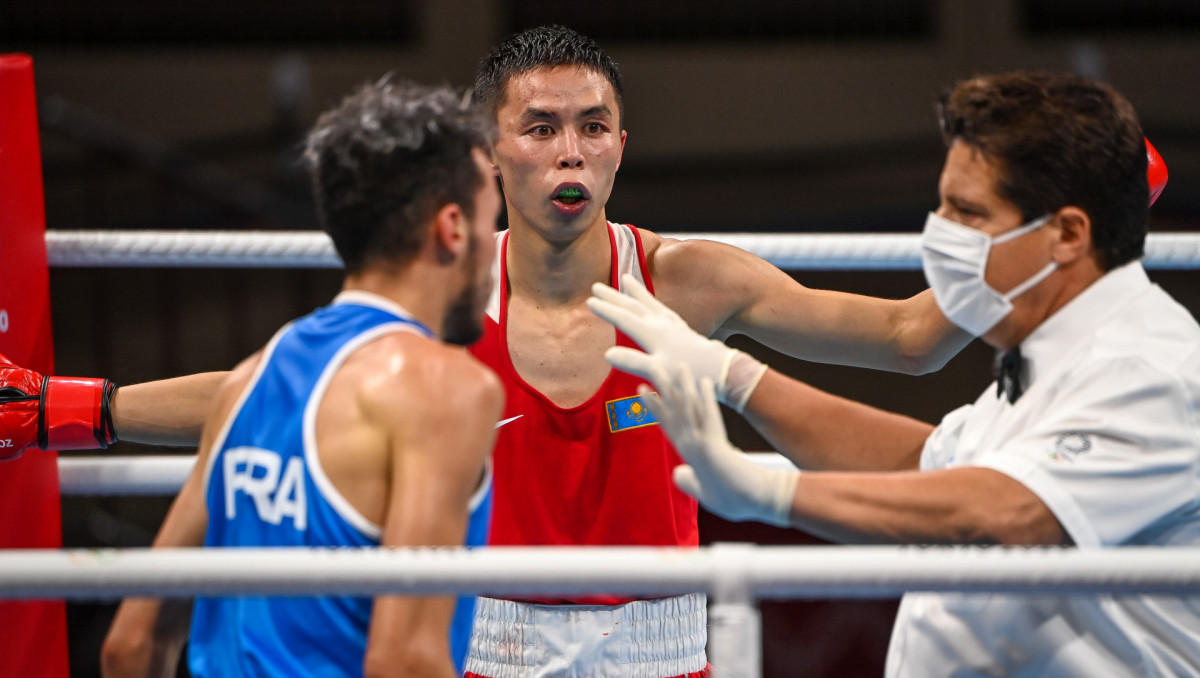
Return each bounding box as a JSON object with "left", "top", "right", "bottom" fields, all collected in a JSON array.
[
  {"left": 58, "top": 453, "right": 798, "bottom": 495},
  {"left": 3, "top": 544, "right": 1200, "bottom": 678},
  {"left": 3, "top": 544, "right": 1200, "bottom": 600},
  {"left": 45, "top": 229, "right": 1200, "bottom": 270},
  {"left": 40, "top": 228, "right": 1200, "bottom": 678},
  {"left": 59, "top": 455, "right": 196, "bottom": 495}
]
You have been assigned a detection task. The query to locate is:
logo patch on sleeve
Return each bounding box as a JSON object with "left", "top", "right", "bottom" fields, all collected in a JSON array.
[
  {"left": 1047, "top": 432, "right": 1092, "bottom": 463},
  {"left": 605, "top": 394, "right": 659, "bottom": 433}
]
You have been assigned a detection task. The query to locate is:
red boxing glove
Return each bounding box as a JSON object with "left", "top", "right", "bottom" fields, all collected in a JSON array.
[
  {"left": 1146, "top": 137, "right": 1168, "bottom": 206},
  {"left": 0, "top": 353, "right": 117, "bottom": 462}
]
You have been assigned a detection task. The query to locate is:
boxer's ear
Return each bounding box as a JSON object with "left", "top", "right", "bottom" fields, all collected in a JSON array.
[{"left": 432, "top": 201, "right": 468, "bottom": 263}]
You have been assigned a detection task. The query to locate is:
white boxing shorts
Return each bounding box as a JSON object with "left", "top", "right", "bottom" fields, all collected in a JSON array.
[{"left": 464, "top": 592, "right": 708, "bottom": 678}]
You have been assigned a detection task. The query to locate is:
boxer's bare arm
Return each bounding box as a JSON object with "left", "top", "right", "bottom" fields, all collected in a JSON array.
[
  {"left": 111, "top": 371, "right": 229, "bottom": 446},
  {"left": 101, "top": 363, "right": 252, "bottom": 677},
  {"left": 100, "top": 436, "right": 211, "bottom": 676},
  {"left": 647, "top": 234, "right": 971, "bottom": 375},
  {"left": 362, "top": 340, "right": 502, "bottom": 678}
]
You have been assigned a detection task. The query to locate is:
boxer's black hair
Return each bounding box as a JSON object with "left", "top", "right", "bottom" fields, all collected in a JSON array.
[
  {"left": 474, "top": 25, "right": 625, "bottom": 129},
  {"left": 938, "top": 71, "right": 1147, "bottom": 271},
  {"left": 304, "top": 76, "right": 496, "bottom": 274}
]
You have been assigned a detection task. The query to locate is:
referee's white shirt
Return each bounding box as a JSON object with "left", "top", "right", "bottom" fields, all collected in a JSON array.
[{"left": 887, "top": 262, "right": 1200, "bottom": 678}]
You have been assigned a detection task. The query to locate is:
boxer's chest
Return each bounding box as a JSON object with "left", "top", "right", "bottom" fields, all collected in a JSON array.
[{"left": 506, "top": 298, "right": 616, "bottom": 409}]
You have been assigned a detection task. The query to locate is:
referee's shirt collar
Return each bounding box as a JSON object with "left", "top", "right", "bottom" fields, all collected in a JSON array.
[{"left": 1018, "top": 261, "right": 1152, "bottom": 389}]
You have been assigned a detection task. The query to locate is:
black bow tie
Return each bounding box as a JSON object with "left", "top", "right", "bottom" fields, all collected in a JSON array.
[{"left": 996, "top": 346, "right": 1024, "bottom": 404}]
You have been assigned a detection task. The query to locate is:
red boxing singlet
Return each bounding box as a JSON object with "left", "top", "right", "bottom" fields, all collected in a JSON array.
[{"left": 469, "top": 222, "right": 699, "bottom": 605}]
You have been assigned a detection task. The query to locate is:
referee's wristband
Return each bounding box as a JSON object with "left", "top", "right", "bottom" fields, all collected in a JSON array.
[{"left": 720, "top": 350, "right": 768, "bottom": 414}]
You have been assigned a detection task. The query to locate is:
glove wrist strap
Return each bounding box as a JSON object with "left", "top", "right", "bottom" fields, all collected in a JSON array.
[{"left": 40, "top": 377, "right": 119, "bottom": 450}]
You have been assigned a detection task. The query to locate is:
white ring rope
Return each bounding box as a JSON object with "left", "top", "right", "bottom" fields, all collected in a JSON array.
[
  {"left": 59, "top": 455, "right": 197, "bottom": 495},
  {"left": 1, "top": 545, "right": 1198, "bottom": 601},
  {"left": 46, "top": 230, "right": 341, "bottom": 269},
  {"left": 57, "top": 453, "right": 796, "bottom": 496},
  {"left": 45, "top": 230, "right": 1200, "bottom": 270}
]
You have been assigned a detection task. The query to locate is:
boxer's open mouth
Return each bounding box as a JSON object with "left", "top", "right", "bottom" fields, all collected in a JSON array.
[
  {"left": 555, "top": 187, "right": 585, "bottom": 205},
  {"left": 552, "top": 184, "right": 590, "bottom": 206}
]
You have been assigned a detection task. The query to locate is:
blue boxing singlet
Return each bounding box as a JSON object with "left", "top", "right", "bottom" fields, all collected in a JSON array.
[{"left": 189, "top": 290, "right": 492, "bottom": 677}]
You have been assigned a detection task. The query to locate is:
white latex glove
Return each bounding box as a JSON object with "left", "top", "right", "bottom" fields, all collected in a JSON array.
[
  {"left": 588, "top": 274, "right": 767, "bottom": 412},
  {"left": 639, "top": 363, "right": 799, "bottom": 528}
]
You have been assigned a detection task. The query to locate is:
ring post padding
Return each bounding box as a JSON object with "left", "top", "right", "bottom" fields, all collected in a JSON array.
[{"left": 0, "top": 53, "right": 69, "bottom": 678}]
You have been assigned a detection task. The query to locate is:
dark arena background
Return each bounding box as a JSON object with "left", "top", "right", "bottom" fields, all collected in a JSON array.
[{"left": 3, "top": 1, "right": 1200, "bottom": 676}]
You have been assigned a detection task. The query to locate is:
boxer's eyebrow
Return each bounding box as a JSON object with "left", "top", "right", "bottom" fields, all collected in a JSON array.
[
  {"left": 577, "top": 105, "right": 612, "bottom": 120},
  {"left": 518, "top": 108, "right": 559, "bottom": 125}
]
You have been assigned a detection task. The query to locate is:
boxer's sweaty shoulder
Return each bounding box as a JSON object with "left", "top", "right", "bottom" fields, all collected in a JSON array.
[{"left": 316, "top": 332, "right": 498, "bottom": 527}]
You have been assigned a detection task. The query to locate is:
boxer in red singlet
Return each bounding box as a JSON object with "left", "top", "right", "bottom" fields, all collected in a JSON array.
[{"left": 458, "top": 26, "right": 966, "bottom": 677}]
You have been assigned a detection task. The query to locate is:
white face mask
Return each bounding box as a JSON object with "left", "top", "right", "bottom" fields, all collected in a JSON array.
[{"left": 920, "top": 211, "right": 1057, "bottom": 337}]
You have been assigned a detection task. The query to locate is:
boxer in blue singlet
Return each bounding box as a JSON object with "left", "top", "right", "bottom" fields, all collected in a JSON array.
[{"left": 101, "top": 78, "right": 503, "bottom": 678}]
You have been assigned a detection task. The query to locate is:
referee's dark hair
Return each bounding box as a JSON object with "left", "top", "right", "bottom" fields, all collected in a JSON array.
[{"left": 938, "top": 71, "right": 1148, "bottom": 271}]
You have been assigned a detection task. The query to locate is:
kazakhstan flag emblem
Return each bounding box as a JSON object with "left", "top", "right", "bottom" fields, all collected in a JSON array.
[{"left": 605, "top": 394, "right": 659, "bottom": 433}]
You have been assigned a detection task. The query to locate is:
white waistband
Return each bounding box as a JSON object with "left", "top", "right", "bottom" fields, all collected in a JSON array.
[{"left": 466, "top": 593, "right": 708, "bottom": 678}]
